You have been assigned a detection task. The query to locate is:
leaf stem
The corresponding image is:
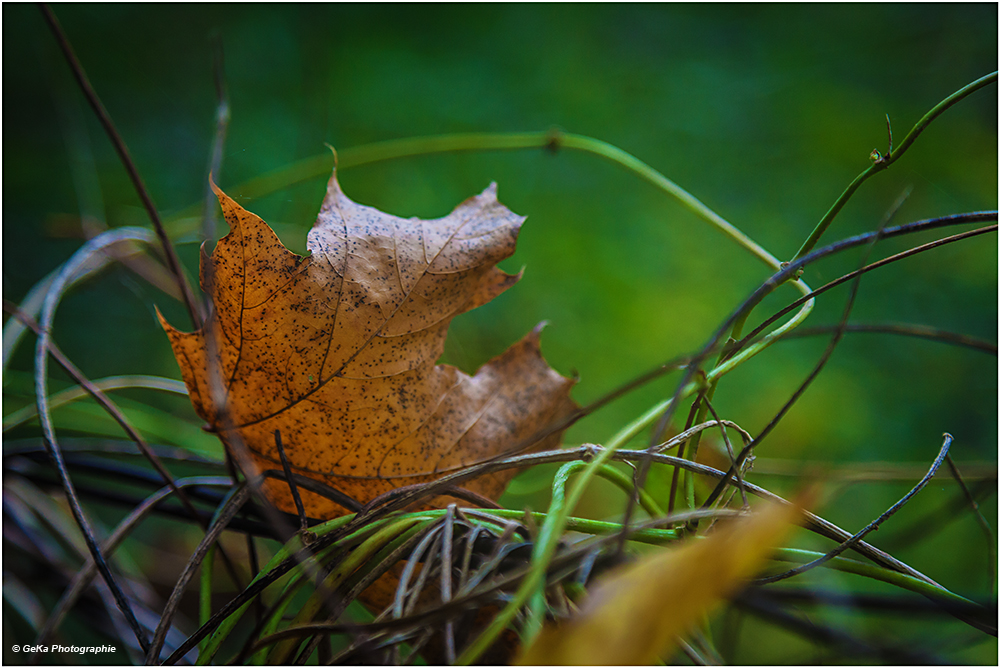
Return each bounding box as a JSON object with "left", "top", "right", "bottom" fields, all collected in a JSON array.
[
  {"left": 792, "top": 71, "right": 997, "bottom": 262},
  {"left": 769, "top": 548, "right": 980, "bottom": 611},
  {"left": 554, "top": 132, "right": 784, "bottom": 272},
  {"left": 189, "top": 129, "right": 796, "bottom": 282}
]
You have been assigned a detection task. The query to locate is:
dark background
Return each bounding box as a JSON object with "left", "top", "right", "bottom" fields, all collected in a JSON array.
[{"left": 3, "top": 4, "right": 997, "bottom": 663}]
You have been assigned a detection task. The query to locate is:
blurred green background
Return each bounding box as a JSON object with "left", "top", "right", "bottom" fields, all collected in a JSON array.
[{"left": 3, "top": 3, "right": 997, "bottom": 663}]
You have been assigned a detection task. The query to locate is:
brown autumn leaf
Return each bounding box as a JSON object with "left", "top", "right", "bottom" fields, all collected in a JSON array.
[{"left": 159, "top": 170, "right": 577, "bottom": 519}]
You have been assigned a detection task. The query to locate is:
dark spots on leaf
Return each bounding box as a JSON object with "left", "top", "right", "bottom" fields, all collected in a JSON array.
[{"left": 165, "top": 171, "right": 576, "bottom": 521}]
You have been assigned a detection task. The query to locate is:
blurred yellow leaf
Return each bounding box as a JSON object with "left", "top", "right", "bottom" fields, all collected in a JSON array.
[{"left": 517, "top": 499, "right": 804, "bottom": 665}]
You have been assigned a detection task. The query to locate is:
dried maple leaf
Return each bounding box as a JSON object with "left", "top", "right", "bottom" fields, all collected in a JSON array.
[{"left": 160, "top": 170, "right": 577, "bottom": 519}]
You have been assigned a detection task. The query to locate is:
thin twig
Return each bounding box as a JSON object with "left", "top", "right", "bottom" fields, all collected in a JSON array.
[
  {"left": 702, "top": 215, "right": 992, "bottom": 508},
  {"left": 158, "top": 445, "right": 957, "bottom": 665},
  {"left": 274, "top": 430, "right": 308, "bottom": 531},
  {"left": 343, "top": 521, "right": 445, "bottom": 622},
  {"left": 394, "top": 522, "right": 446, "bottom": 619},
  {"left": 441, "top": 505, "right": 457, "bottom": 664},
  {"left": 261, "top": 469, "right": 363, "bottom": 515},
  {"left": 735, "top": 591, "right": 943, "bottom": 663},
  {"left": 702, "top": 395, "right": 748, "bottom": 509},
  {"left": 615, "top": 213, "right": 990, "bottom": 558},
  {"left": 455, "top": 521, "right": 524, "bottom": 595},
  {"left": 31, "top": 476, "right": 231, "bottom": 655},
  {"left": 232, "top": 560, "right": 317, "bottom": 665},
  {"left": 747, "top": 188, "right": 898, "bottom": 463},
  {"left": 198, "top": 264, "right": 356, "bottom": 655},
  {"left": 745, "top": 586, "right": 993, "bottom": 615},
  {"left": 40, "top": 4, "right": 202, "bottom": 330},
  {"left": 7, "top": 292, "right": 245, "bottom": 593},
  {"left": 144, "top": 483, "right": 252, "bottom": 663},
  {"left": 756, "top": 433, "right": 953, "bottom": 584},
  {"left": 668, "top": 395, "right": 703, "bottom": 515},
  {"left": 737, "top": 224, "right": 997, "bottom": 354},
  {"left": 405, "top": 533, "right": 444, "bottom": 617},
  {"left": 458, "top": 523, "right": 485, "bottom": 593},
  {"left": 654, "top": 419, "right": 752, "bottom": 455},
  {"left": 743, "top": 457, "right": 995, "bottom": 482},
  {"left": 945, "top": 455, "right": 998, "bottom": 596},
  {"left": 8, "top": 304, "right": 209, "bottom": 525},
  {"left": 792, "top": 70, "right": 997, "bottom": 260},
  {"left": 343, "top": 445, "right": 940, "bottom": 582},
  {"left": 243, "top": 509, "right": 744, "bottom": 661},
  {"left": 33, "top": 231, "right": 174, "bottom": 653},
  {"left": 291, "top": 520, "right": 439, "bottom": 665},
  {"left": 783, "top": 323, "right": 997, "bottom": 355}
]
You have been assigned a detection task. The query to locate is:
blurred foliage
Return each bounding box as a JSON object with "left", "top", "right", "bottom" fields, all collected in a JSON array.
[{"left": 2, "top": 3, "right": 997, "bottom": 664}]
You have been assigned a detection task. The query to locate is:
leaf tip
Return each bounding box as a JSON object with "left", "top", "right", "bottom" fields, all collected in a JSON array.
[
  {"left": 154, "top": 303, "right": 170, "bottom": 330},
  {"left": 208, "top": 172, "right": 222, "bottom": 199},
  {"left": 323, "top": 142, "right": 339, "bottom": 171},
  {"left": 323, "top": 166, "right": 347, "bottom": 204},
  {"left": 207, "top": 176, "right": 241, "bottom": 229}
]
